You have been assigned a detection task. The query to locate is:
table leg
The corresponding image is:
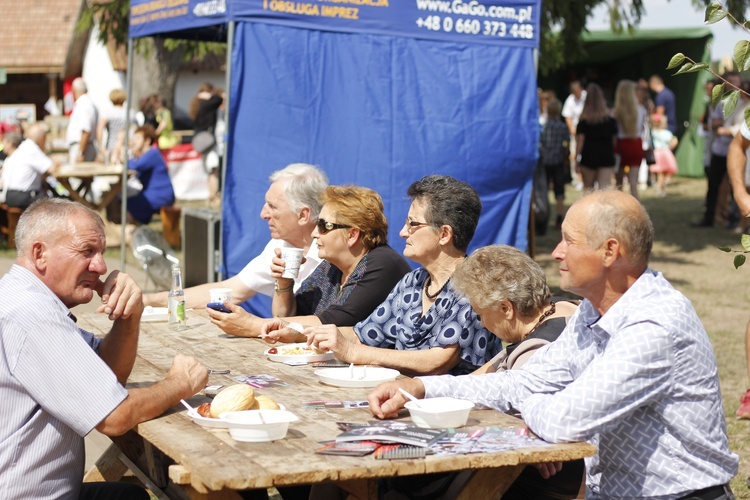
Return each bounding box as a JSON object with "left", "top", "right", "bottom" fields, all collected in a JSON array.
[
  {"left": 56, "top": 177, "right": 97, "bottom": 210},
  {"left": 96, "top": 179, "right": 123, "bottom": 211}
]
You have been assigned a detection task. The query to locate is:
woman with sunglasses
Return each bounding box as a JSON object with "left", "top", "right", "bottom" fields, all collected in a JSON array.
[
  {"left": 269, "top": 185, "right": 411, "bottom": 326},
  {"left": 217, "top": 185, "right": 411, "bottom": 338},
  {"left": 265, "top": 175, "right": 501, "bottom": 376}
]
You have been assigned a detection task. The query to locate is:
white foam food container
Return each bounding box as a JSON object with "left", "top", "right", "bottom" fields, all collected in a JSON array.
[
  {"left": 404, "top": 397, "right": 474, "bottom": 429},
  {"left": 220, "top": 410, "right": 299, "bottom": 442}
]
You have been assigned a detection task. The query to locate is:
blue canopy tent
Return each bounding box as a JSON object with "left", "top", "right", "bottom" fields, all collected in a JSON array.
[{"left": 128, "top": 0, "right": 541, "bottom": 315}]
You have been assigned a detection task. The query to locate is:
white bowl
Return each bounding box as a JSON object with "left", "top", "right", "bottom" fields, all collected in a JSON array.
[
  {"left": 404, "top": 397, "right": 474, "bottom": 429},
  {"left": 220, "top": 410, "right": 299, "bottom": 442}
]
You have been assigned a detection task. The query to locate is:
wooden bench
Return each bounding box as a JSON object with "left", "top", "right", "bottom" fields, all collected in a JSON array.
[
  {"left": 160, "top": 205, "right": 181, "bottom": 248},
  {"left": 0, "top": 203, "right": 24, "bottom": 249}
]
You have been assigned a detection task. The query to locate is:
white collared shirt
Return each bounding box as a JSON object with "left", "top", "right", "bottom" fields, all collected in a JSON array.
[
  {"left": 237, "top": 239, "right": 321, "bottom": 296},
  {"left": 65, "top": 93, "right": 98, "bottom": 146}
]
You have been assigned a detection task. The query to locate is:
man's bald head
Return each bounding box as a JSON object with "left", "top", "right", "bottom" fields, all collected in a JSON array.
[{"left": 573, "top": 190, "right": 654, "bottom": 269}]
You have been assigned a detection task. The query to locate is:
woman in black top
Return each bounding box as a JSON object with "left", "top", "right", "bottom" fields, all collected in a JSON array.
[
  {"left": 220, "top": 185, "right": 412, "bottom": 338},
  {"left": 576, "top": 83, "right": 618, "bottom": 191}
]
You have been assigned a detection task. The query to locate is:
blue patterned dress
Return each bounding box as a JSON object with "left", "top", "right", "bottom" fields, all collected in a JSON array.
[{"left": 354, "top": 268, "right": 502, "bottom": 375}]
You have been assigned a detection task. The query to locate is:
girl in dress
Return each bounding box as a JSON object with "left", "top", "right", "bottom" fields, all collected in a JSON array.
[{"left": 649, "top": 114, "right": 678, "bottom": 196}]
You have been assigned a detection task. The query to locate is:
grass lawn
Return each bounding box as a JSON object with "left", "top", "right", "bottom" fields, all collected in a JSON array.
[{"left": 534, "top": 176, "right": 750, "bottom": 497}]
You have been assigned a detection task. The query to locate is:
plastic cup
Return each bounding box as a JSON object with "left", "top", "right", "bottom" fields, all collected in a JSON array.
[
  {"left": 281, "top": 248, "right": 304, "bottom": 279},
  {"left": 209, "top": 287, "right": 233, "bottom": 304}
]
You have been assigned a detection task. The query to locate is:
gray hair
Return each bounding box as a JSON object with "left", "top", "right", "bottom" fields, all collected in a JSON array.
[
  {"left": 3, "top": 131, "right": 23, "bottom": 150},
  {"left": 72, "top": 77, "right": 87, "bottom": 94},
  {"left": 452, "top": 245, "right": 550, "bottom": 316},
  {"left": 581, "top": 190, "right": 654, "bottom": 268},
  {"left": 407, "top": 175, "right": 481, "bottom": 252},
  {"left": 25, "top": 123, "right": 49, "bottom": 143},
  {"left": 15, "top": 199, "right": 103, "bottom": 254},
  {"left": 269, "top": 163, "right": 328, "bottom": 219}
]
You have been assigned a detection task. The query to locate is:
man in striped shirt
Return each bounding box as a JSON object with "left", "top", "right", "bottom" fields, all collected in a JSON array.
[{"left": 0, "top": 198, "right": 208, "bottom": 499}]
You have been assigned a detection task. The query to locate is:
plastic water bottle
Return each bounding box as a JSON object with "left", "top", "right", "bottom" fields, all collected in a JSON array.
[{"left": 168, "top": 265, "right": 187, "bottom": 331}]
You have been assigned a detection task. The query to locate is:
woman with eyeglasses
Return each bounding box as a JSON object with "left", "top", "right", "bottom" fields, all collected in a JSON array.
[{"left": 264, "top": 175, "right": 501, "bottom": 376}]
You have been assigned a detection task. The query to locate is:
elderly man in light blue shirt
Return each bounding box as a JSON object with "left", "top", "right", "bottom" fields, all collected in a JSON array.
[
  {"left": 0, "top": 199, "right": 209, "bottom": 499},
  {"left": 369, "top": 190, "right": 738, "bottom": 499}
]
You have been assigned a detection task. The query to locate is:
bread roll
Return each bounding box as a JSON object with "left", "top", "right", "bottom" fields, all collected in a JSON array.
[
  {"left": 209, "top": 384, "right": 255, "bottom": 418},
  {"left": 251, "top": 395, "right": 281, "bottom": 410}
]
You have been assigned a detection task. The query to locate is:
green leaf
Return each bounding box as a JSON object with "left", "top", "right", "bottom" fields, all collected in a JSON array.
[
  {"left": 718, "top": 246, "right": 732, "bottom": 252},
  {"left": 672, "top": 62, "right": 695, "bottom": 76},
  {"left": 705, "top": 2, "right": 728, "bottom": 24},
  {"left": 721, "top": 89, "right": 740, "bottom": 118},
  {"left": 666, "top": 53, "right": 685, "bottom": 70},
  {"left": 734, "top": 254, "right": 746, "bottom": 269},
  {"left": 745, "top": 106, "right": 750, "bottom": 130},
  {"left": 734, "top": 40, "right": 750, "bottom": 72},
  {"left": 689, "top": 62, "right": 709, "bottom": 72},
  {"left": 712, "top": 83, "right": 725, "bottom": 106},
  {"left": 742, "top": 234, "right": 750, "bottom": 251}
]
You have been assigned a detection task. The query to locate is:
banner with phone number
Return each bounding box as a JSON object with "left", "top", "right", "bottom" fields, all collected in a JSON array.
[{"left": 232, "top": 0, "right": 540, "bottom": 47}]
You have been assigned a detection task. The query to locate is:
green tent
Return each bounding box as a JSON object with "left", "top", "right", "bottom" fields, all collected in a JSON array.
[{"left": 539, "top": 27, "right": 713, "bottom": 177}]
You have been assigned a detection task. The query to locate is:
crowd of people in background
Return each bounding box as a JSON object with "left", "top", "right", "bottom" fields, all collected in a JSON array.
[
  {"left": 534, "top": 71, "right": 745, "bottom": 232},
  {"left": 0, "top": 80, "right": 225, "bottom": 243}
]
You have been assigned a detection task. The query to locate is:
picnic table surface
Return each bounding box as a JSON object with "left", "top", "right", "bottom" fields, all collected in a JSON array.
[{"left": 79, "top": 309, "right": 595, "bottom": 499}]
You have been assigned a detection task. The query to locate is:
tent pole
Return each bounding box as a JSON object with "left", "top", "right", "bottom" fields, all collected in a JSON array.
[
  {"left": 121, "top": 37, "right": 135, "bottom": 270},
  {"left": 217, "top": 21, "right": 235, "bottom": 281}
]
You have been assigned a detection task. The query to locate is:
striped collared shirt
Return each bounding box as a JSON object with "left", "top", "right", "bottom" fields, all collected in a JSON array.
[{"left": 0, "top": 265, "right": 128, "bottom": 499}]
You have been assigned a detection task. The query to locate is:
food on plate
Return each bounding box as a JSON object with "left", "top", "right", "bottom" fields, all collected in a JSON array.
[
  {"left": 209, "top": 384, "right": 256, "bottom": 418},
  {"left": 275, "top": 344, "right": 329, "bottom": 356},
  {"left": 197, "top": 403, "right": 212, "bottom": 418},
  {"left": 250, "top": 395, "right": 281, "bottom": 411},
  {"left": 268, "top": 347, "right": 278, "bottom": 354}
]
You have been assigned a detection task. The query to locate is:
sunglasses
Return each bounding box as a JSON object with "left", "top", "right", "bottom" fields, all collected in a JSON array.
[{"left": 316, "top": 218, "right": 352, "bottom": 235}]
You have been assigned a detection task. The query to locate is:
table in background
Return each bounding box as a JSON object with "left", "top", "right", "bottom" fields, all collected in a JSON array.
[
  {"left": 55, "top": 162, "right": 123, "bottom": 211},
  {"left": 79, "top": 311, "right": 595, "bottom": 500}
]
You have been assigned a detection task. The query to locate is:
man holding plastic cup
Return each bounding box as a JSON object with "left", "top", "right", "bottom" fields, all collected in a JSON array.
[{"left": 142, "top": 164, "right": 327, "bottom": 321}]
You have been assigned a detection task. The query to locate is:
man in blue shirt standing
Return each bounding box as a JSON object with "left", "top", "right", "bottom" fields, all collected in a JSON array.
[{"left": 650, "top": 74, "right": 678, "bottom": 134}]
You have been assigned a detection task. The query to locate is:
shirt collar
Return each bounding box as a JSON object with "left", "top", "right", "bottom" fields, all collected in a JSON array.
[{"left": 582, "top": 268, "right": 655, "bottom": 339}]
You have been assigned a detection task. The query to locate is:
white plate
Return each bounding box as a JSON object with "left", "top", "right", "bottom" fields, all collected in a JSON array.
[
  {"left": 187, "top": 403, "right": 286, "bottom": 428},
  {"left": 141, "top": 306, "right": 168, "bottom": 322},
  {"left": 265, "top": 343, "right": 334, "bottom": 364},
  {"left": 187, "top": 410, "right": 229, "bottom": 428},
  {"left": 314, "top": 366, "right": 400, "bottom": 388}
]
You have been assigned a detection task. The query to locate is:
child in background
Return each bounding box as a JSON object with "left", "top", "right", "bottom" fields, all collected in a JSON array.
[{"left": 649, "top": 114, "right": 678, "bottom": 196}]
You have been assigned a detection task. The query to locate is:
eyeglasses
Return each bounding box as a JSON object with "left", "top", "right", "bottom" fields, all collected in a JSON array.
[
  {"left": 404, "top": 217, "right": 430, "bottom": 233},
  {"left": 316, "top": 218, "right": 352, "bottom": 235}
]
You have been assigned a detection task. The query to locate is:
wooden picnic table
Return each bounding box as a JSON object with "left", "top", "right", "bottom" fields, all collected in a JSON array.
[
  {"left": 79, "top": 310, "right": 595, "bottom": 499},
  {"left": 55, "top": 162, "right": 124, "bottom": 211}
]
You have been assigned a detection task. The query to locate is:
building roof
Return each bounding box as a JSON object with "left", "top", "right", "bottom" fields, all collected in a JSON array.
[{"left": 1, "top": 0, "right": 87, "bottom": 75}]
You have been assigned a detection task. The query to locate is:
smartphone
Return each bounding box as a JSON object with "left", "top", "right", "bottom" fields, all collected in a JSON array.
[{"left": 206, "top": 302, "right": 231, "bottom": 313}]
